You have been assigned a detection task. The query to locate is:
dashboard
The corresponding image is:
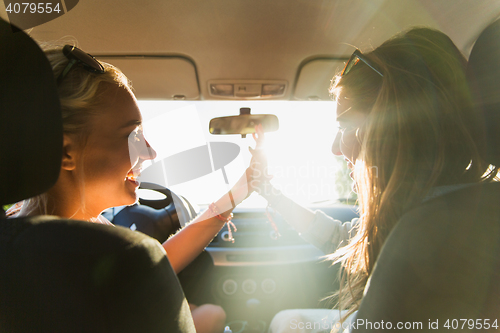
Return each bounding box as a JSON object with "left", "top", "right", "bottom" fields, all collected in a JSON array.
[{"left": 204, "top": 206, "right": 358, "bottom": 325}]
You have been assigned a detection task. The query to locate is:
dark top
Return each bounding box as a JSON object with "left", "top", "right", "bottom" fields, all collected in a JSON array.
[
  {"left": 0, "top": 215, "right": 196, "bottom": 333},
  {"left": 354, "top": 182, "right": 500, "bottom": 332}
]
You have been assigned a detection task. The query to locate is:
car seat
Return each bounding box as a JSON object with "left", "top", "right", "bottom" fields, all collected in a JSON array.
[
  {"left": 0, "top": 19, "right": 195, "bottom": 333},
  {"left": 467, "top": 18, "right": 500, "bottom": 169}
]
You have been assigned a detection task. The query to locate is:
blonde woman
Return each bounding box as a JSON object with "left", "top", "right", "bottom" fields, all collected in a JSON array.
[
  {"left": 9, "top": 44, "right": 256, "bottom": 333},
  {"left": 252, "top": 27, "right": 498, "bottom": 332}
]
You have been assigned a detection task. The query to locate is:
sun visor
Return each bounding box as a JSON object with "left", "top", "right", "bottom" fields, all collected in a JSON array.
[
  {"left": 293, "top": 58, "right": 346, "bottom": 101},
  {"left": 96, "top": 56, "right": 200, "bottom": 100}
]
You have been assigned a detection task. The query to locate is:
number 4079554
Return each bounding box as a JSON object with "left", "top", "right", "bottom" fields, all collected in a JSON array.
[
  {"left": 443, "top": 319, "right": 498, "bottom": 330},
  {"left": 6, "top": 3, "right": 61, "bottom": 14}
]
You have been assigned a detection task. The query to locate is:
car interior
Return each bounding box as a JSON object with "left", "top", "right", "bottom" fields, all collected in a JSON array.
[{"left": 1, "top": 1, "right": 500, "bottom": 332}]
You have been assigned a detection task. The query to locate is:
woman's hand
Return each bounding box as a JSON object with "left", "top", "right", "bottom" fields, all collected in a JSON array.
[
  {"left": 247, "top": 124, "right": 272, "bottom": 194},
  {"left": 226, "top": 124, "right": 272, "bottom": 206}
]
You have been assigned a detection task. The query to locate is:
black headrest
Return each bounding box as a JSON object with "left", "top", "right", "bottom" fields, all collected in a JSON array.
[
  {"left": 467, "top": 18, "right": 500, "bottom": 167},
  {"left": 0, "top": 19, "right": 62, "bottom": 205}
]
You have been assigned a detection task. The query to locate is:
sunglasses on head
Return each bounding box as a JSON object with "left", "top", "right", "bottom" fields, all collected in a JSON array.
[
  {"left": 341, "top": 49, "right": 384, "bottom": 77},
  {"left": 56, "top": 45, "right": 105, "bottom": 84}
]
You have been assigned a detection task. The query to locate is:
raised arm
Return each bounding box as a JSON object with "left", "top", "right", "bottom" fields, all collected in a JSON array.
[
  {"left": 162, "top": 167, "right": 252, "bottom": 273},
  {"left": 250, "top": 125, "right": 356, "bottom": 254}
]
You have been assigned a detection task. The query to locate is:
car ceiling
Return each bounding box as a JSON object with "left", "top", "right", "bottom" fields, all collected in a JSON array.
[{"left": 2, "top": 0, "right": 500, "bottom": 101}]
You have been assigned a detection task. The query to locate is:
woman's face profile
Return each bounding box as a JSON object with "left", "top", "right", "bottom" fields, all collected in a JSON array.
[
  {"left": 332, "top": 94, "right": 367, "bottom": 180},
  {"left": 74, "top": 84, "right": 156, "bottom": 214}
]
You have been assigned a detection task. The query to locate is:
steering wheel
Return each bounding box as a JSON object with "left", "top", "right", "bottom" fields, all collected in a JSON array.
[{"left": 112, "top": 182, "right": 195, "bottom": 243}]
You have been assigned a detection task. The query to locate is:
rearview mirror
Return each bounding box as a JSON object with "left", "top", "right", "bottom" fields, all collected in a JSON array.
[{"left": 209, "top": 108, "right": 279, "bottom": 137}]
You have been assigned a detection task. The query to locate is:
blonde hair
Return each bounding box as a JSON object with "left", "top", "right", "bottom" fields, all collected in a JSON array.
[
  {"left": 20, "top": 44, "right": 132, "bottom": 217},
  {"left": 328, "top": 28, "right": 494, "bottom": 319}
]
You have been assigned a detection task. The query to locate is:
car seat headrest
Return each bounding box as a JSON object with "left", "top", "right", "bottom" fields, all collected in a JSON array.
[
  {"left": 0, "top": 19, "right": 62, "bottom": 206},
  {"left": 467, "top": 18, "right": 500, "bottom": 167}
]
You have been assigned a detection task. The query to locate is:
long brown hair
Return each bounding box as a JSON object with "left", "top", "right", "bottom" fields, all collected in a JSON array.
[{"left": 329, "top": 28, "right": 493, "bottom": 318}]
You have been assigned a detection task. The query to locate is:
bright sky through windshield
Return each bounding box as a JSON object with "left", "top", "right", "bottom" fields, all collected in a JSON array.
[{"left": 138, "top": 100, "right": 345, "bottom": 207}]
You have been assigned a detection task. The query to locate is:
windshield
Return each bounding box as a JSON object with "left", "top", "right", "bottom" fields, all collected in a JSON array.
[{"left": 138, "top": 100, "right": 353, "bottom": 208}]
